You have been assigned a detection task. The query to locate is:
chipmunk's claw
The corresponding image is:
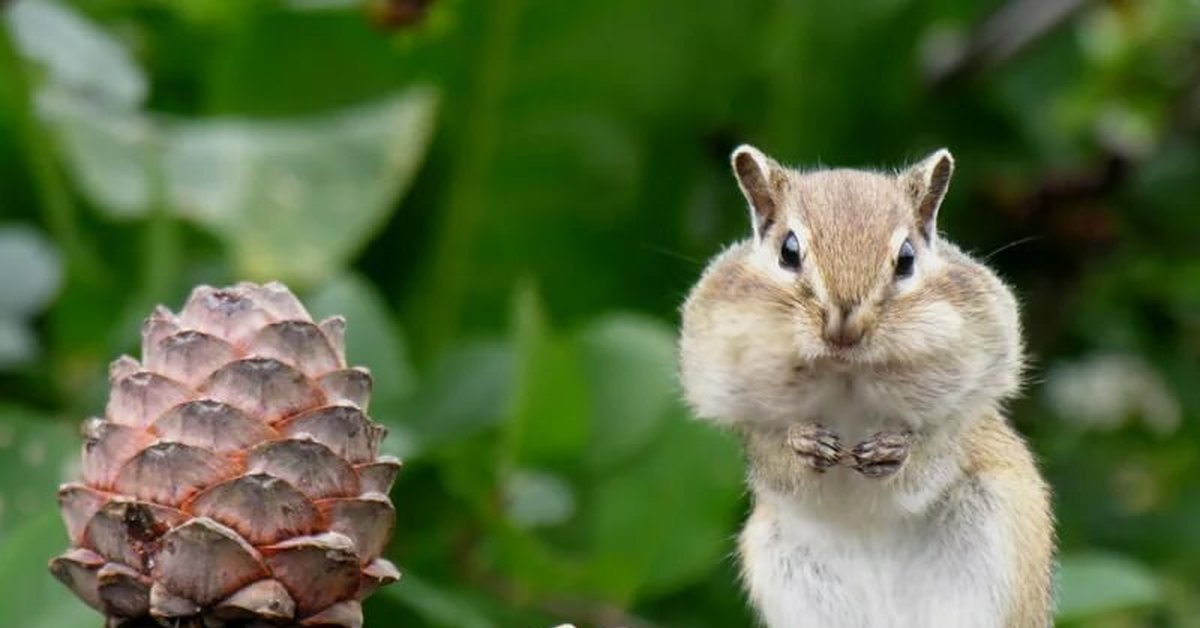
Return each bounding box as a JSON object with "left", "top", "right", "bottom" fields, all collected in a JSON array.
[
  {"left": 787, "top": 423, "right": 844, "bottom": 472},
  {"left": 851, "top": 431, "right": 911, "bottom": 478}
]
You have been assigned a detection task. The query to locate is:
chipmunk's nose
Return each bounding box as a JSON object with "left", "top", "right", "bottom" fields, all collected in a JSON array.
[{"left": 823, "top": 303, "right": 866, "bottom": 348}]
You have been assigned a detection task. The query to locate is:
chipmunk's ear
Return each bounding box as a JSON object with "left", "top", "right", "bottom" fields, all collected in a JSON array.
[
  {"left": 731, "top": 144, "right": 783, "bottom": 240},
  {"left": 902, "top": 148, "right": 954, "bottom": 242}
]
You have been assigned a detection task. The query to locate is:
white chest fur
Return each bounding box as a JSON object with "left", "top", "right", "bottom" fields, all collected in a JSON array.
[
  {"left": 770, "top": 369, "right": 938, "bottom": 443},
  {"left": 740, "top": 479, "right": 1014, "bottom": 628}
]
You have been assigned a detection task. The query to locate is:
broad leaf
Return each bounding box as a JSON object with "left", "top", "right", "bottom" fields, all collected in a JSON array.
[
  {"left": 0, "top": 225, "right": 62, "bottom": 317},
  {"left": 307, "top": 272, "right": 416, "bottom": 411},
  {"left": 398, "top": 341, "right": 515, "bottom": 458},
  {"left": 164, "top": 87, "right": 438, "bottom": 284},
  {"left": 307, "top": 272, "right": 421, "bottom": 461},
  {"left": 382, "top": 572, "right": 498, "bottom": 628},
  {"left": 0, "top": 225, "right": 59, "bottom": 367},
  {"left": 504, "top": 468, "right": 576, "bottom": 529},
  {"left": 0, "top": 317, "right": 37, "bottom": 368},
  {"left": 577, "top": 314, "right": 678, "bottom": 470},
  {"left": 0, "top": 407, "right": 76, "bottom": 543},
  {"left": 1055, "top": 551, "right": 1163, "bottom": 621},
  {"left": 36, "top": 82, "right": 437, "bottom": 276},
  {"left": 504, "top": 285, "right": 589, "bottom": 466},
  {"left": 6, "top": 0, "right": 146, "bottom": 107},
  {"left": 36, "top": 89, "right": 157, "bottom": 218},
  {"left": 587, "top": 408, "right": 743, "bottom": 600},
  {"left": 0, "top": 509, "right": 99, "bottom": 628}
]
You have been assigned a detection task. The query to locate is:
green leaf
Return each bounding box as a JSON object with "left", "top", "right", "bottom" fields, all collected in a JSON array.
[
  {"left": 0, "top": 225, "right": 63, "bottom": 317},
  {"left": 1055, "top": 551, "right": 1163, "bottom": 621},
  {"left": 492, "top": 301, "right": 741, "bottom": 601},
  {"left": 37, "top": 83, "right": 437, "bottom": 271},
  {"left": 398, "top": 341, "right": 515, "bottom": 458},
  {"left": 586, "top": 408, "right": 743, "bottom": 601},
  {"left": 36, "top": 88, "right": 158, "bottom": 218},
  {"left": 503, "top": 468, "right": 576, "bottom": 529},
  {"left": 568, "top": 314, "right": 739, "bottom": 600},
  {"left": 6, "top": 0, "right": 147, "bottom": 107},
  {"left": 165, "top": 87, "right": 438, "bottom": 284},
  {"left": 0, "top": 317, "right": 37, "bottom": 368},
  {"left": 307, "top": 272, "right": 416, "bottom": 425},
  {"left": 382, "top": 572, "right": 498, "bottom": 628},
  {"left": 0, "top": 225, "right": 59, "bottom": 367},
  {"left": 576, "top": 314, "right": 678, "bottom": 470},
  {"left": 0, "top": 407, "right": 76, "bottom": 543},
  {"left": 418, "top": 0, "right": 762, "bottom": 344},
  {"left": 504, "top": 285, "right": 589, "bottom": 466},
  {"left": 201, "top": 7, "right": 428, "bottom": 117},
  {"left": 288, "top": 0, "right": 360, "bottom": 9},
  {"left": 0, "top": 509, "right": 98, "bottom": 628}
]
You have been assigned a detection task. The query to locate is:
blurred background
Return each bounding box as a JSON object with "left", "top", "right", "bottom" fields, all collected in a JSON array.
[{"left": 0, "top": 0, "right": 1197, "bottom": 626}]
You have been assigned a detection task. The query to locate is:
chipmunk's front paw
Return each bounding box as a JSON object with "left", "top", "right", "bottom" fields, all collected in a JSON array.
[
  {"left": 786, "top": 423, "right": 844, "bottom": 472},
  {"left": 851, "top": 431, "right": 911, "bottom": 478}
]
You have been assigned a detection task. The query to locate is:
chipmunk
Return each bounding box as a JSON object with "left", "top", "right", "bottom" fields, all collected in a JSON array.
[{"left": 678, "top": 145, "right": 1054, "bottom": 628}]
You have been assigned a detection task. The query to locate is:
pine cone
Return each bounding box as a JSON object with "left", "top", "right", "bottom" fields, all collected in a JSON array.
[{"left": 49, "top": 283, "right": 402, "bottom": 628}]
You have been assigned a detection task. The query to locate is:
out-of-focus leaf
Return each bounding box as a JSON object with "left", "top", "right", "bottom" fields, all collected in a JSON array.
[
  {"left": 202, "top": 7, "right": 430, "bottom": 117},
  {"left": 5, "top": 0, "right": 146, "bottom": 107},
  {"left": 505, "top": 285, "right": 589, "bottom": 466},
  {"left": 289, "top": 0, "right": 361, "bottom": 9},
  {"left": 493, "top": 297, "right": 740, "bottom": 601},
  {"left": 36, "top": 89, "right": 157, "bottom": 218},
  {"left": 1046, "top": 353, "right": 1181, "bottom": 435},
  {"left": 38, "top": 86, "right": 437, "bottom": 244},
  {"left": 307, "top": 271, "right": 416, "bottom": 410},
  {"left": 0, "top": 317, "right": 37, "bottom": 368},
  {"left": 382, "top": 572, "right": 498, "bottom": 628},
  {"left": 573, "top": 312, "right": 745, "bottom": 599},
  {"left": 0, "top": 225, "right": 62, "bottom": 317},
  {"left": 419, "top": 0, "right": 761, "bottom": 341},
  {"left": 577, "top": 314, "right": 678, "bottom": 470},
  {"left": 396, "top": 341, "right": 515, "bottom": 458},
  {"left": 586, "top": 408, "right": 742, "bottom": 600},
  {"left": 0, "top": 508, "right": 99, "bottom": 628},
  {"left": 504, "top": 468, "right": 576, "bottom": 529},
  {"left": 1055, "top": 551, "right": 1163, "bottom": 621},
  {"left": 0, "top": 407, "right": 75, "bottom": 543},
  {"left": 165, "top": 87, "right": 437, "bottom": 284},
  {"left": 16, "top": 0, "right": 438, "bottom": 233}
]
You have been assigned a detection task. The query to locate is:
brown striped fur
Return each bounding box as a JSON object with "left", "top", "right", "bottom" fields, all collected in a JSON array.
[{"left": 965, "top": 415, "right": 1056, "bottom": 627}]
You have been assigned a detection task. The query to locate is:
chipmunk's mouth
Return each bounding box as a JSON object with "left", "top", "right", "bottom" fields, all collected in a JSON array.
[
  {"left": 808, "top": 338, "right": 882, "bottom": 370},
  {"left": 810, "top": 352, "right": 856, "bottom": 371}
]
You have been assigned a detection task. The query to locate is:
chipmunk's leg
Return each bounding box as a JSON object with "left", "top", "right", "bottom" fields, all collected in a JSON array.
[
  {"left": 850, "top": 430, "right": 911, "bottom": 478},
  {"left": 786, "top": 422, "right": 844, "bottom": 472}
]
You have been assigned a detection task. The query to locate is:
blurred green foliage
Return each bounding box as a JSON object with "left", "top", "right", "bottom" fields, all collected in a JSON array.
[{"left": 0, "top": 0, "right": 1198, "bottom": 625}]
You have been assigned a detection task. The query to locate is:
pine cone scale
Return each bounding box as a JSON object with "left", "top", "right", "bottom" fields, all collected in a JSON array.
[
  {"left": 97, "top": 562, "right": 152, "bottom": 617},
  {"left": 152, "top": 400, "right": 276, "bottom": 453}
]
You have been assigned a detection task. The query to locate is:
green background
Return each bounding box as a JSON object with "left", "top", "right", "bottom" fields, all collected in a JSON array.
[{"left": 0, "top": 0, "right": 1198, "bottom": 626}]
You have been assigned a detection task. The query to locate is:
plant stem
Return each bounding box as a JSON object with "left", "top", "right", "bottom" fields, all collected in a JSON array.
[
  {"left": 421, "top": 0, "right": 521, "bottom": 354},
  {"left": 141, "top": 136, "right": 178, "bottom": 304}
]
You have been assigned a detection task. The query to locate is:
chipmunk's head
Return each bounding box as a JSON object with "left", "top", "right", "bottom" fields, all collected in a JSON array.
[
  {"left": 727, "top": 144, "right": 955, "bottom": 355},
  {"left": 679, "top": 145, "right": 1022, "bottom": 425}
]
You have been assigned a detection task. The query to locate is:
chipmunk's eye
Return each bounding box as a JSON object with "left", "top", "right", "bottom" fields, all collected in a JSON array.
[
  {"left": 894, "top": 238, "right": 915, "bottom": 279},
  {"left": 779, "top": 231, "right": 801, "bottom": 270}
]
